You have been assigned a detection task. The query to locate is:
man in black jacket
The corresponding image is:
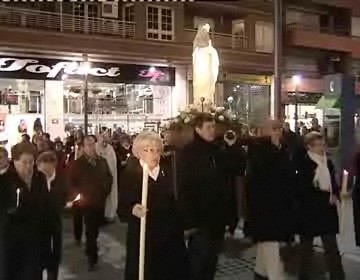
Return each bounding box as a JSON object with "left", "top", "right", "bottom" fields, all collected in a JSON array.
[
  {"left": 178, "top": 113, "right": 241, "bottom": 280},
  {"left": 37, "top": 151, "right": 68, "bottom": 280},
  {"left": 0, "top": 147, "right": 10, "bottom": 280},
  {"left": 69, "top": 135, "right": 112, "bottom": 271}
]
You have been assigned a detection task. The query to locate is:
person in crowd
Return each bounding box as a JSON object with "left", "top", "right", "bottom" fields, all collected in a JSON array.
[
  {"left": 178, "top": 113, "right": 240, "bottom": 280},
  {"left": 115, "top": 134, "right": 133, "bottom": 184},
  {"left": 42, "top": 133, "right": 54, "bottom": 150},
  {"left": 283, "top": 122, "right": 301, "bottom": 160},
  {"left": 0, "top": 147, "right": 10, "bottom": 280},
  {"left": 21, "top": 133, "right": 31, "bottom": 143},
  {"left": 310, "top": 117, "right": 322, "bottom": 132},
  {"left": 353, "top": 146, "right": 360, "bottom": 247},
  {"left": 246, "top": 119, "right": 295, "bottom": 280},
  {"left": 96, "top": 127, "right": 118, "bottom": 222},
  {"left": 37, "top": 137, "right": 50, "bottom": 153},
  {"left": 37, "top": 151, "right": 68, "bottom": 280},
  {"left": 66, "top": 130, "right": 85, "bottom": 245},
  {"left": 4, "top": 142, "right": 49, "bottom": 280},
  {"left": 295, "top": 132, "right": 345, "bottom": 280},
  {"left": 68, "top": 135, "right": 112, "bottom": 271},
  {"left": 54, "top": 139, "right": 66, "bottom": 176},
  {"left": 118, "top": 132, "right": 188, "bottom": 280}
]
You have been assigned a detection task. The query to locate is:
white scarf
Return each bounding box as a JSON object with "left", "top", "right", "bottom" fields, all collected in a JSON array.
[{"left": 307, "top": 151, "right": 332, "bottom": 192}]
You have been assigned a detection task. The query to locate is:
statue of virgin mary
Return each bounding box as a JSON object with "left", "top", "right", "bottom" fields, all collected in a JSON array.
[{"left": 192, "top": 23, "right": 220, "bottom": 111}]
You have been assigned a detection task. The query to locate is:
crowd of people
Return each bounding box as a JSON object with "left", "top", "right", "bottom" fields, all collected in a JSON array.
[{"left": 0, "top": 113, "right": 353, "bottom": 280}]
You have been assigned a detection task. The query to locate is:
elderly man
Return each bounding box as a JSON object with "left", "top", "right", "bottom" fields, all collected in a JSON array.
[
  {"left": 96, "top": 128, "right": 118, "bottom": 222},
  {"left": 69, "top": 135, "right": 112, "bottom": 271}
]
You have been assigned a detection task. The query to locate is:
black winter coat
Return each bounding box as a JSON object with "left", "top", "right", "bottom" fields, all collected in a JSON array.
[
  {"left": 117, "top": 159, "right": 188, "bottom": 280},
  {"left": 295, "top": 154, "right": 340, "bottom": 237},
  {"left": 177, "top": 133, "right": 240, "bottom": 231},
  {"left": 246, "top": 138, "right": 296, "bottom": 242},
  {"left": 3, "top": 167, "right": 50, "bottom": 280}
]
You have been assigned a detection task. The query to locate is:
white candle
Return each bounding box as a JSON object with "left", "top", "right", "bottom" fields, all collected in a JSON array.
[
  {"left": 341, "top": 169, "right": 349, "bottom": 195},
  {"left": 139, "top": 163, "right": 149, "bottom": 280},
  {"left": 73, "top": 194, "right": 81, "bottom": 202},
  {"left": 16, "top": 188, "right": 20, "bottom": 208}
]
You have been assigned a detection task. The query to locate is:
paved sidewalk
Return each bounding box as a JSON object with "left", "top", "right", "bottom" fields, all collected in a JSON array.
[{"left": 58, "top": 199, "right": 360, "bottom": 280}]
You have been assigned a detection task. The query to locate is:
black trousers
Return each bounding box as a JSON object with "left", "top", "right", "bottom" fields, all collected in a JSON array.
[
  {"left": 84, "top": 207, "right": 104, "bottom": 265},
  {"left": 188, "top": 228, "right": 224, "bottom": 280},
  {"left": 5, "top": 231, "right": 42, "bottom": 280},
  {"left": 73, "top": 203, "right": 84, "bottom": 242},
  {"left": 42, "top": 224, "right": 62, "bottom": 280},
  {"left": 299, "top": 235, "right": 345, "bottom": 280}
]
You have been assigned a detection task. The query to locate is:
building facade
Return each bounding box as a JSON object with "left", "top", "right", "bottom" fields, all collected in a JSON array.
[
  {"left": 0, "top": 1, "right": 275, "bottom": 144},
  {"left": 1, "top": 1, "right": 360, "bottom": 140}
]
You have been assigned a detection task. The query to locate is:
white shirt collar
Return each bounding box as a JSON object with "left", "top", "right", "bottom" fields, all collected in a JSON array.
[
  {"left": 139, "top": 160, "right": 160, "bottom": 181},
  {"left": 47, "top": 172, "right": 56, "bottom": 191}
]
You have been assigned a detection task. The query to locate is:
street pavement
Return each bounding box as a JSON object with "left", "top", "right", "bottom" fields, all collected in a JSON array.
[{"left": 57, "top": 198, "right": 360, "bottom": 280}]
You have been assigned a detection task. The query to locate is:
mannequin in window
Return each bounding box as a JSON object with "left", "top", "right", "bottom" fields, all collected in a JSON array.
[{"left": 192, "top": 23, "right": 219, "bottom": 112}]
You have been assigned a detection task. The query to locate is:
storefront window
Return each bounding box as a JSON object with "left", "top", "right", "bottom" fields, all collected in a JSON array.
[
  {"left": 224, "top": 82, "right": 270, "bottom": 126},
  {"left": 63, "top": 80, "right": 171, "bottom": 116},
  {"left": 0, "top": 79, "right": 44, "bottom": 114}
]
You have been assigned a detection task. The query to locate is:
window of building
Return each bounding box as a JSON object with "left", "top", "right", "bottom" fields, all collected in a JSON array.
[
  {"left": 0, "top": 79, "right": 44, "bottom": 114},
  {"left": 147, "top": 5, "right": 174, "bottom": 41},
  {"left": 352, "top": 17, "right": 360, "bottom": 37},
  {"left": 255, "top": 21, "right": 274, "bottom": 53},
  {"left": 123, "top": 3, "right": 134, "bottom": 22}
]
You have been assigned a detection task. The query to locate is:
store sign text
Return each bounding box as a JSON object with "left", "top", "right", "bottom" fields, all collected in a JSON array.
[
  {"left": 0, "top": 56, "right": 176, "bottom": 86},
  {"left": 0, "top": 58, "right": 121, "bottom": 78}
]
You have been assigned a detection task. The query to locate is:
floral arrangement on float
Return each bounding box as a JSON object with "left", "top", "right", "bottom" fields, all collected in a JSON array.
[{"left": 161, "top": 103, "right": 242, "bottom": 133}]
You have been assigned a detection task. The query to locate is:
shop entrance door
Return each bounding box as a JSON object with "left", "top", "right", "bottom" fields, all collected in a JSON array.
[{"left": 72, "top": 3, "right": 99, "bottom": 34}]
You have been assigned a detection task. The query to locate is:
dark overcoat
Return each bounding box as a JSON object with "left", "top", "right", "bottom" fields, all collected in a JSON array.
[
  {"left": 295, "top": 154, "right": 339, "bottom": 236},
  {"left": 4, "top": 167, "right": 49, "bottom": 280},
  {"left": 246, "top": 138, "right": 296, "bottom": 242},
  {"left": 117, "top": 159, "right": 188, "bottom": 280}
]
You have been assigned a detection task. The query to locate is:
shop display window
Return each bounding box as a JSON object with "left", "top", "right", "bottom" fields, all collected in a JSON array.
[
  {"left": 63, "top": 80, "right": 168, "bottom": 115},
  {"left": 0, "top": 79, "right": 44, "bottom": 114},
  {"left": 224, "top": 82, "right": 271, "bottom": 126}
]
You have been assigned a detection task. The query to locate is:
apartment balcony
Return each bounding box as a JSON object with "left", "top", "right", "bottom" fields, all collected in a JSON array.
[
  {"left": 183, "top": 28, "right": 249, "bottom": 51},
  {"left": 0, "top": 5, "right": 136, "bottom": 38},
  {"left": 286, "top": 23, "right": 354, "bottom": 53},
  {"left": 0, "top": 6, "right": 273, "bottom": 73}
]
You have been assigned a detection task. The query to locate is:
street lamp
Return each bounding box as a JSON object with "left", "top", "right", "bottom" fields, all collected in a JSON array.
[
  {"left": 80, "top": 54, "right": 91, "bottom": 135},
  {"left": 292, "top": 75, "right": 301, "bottom": 134}
]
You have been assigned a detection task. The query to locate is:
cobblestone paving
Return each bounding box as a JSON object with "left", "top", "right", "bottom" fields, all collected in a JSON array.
[{"left": 58, "top": 198, "right": 360, "bottom": 280}]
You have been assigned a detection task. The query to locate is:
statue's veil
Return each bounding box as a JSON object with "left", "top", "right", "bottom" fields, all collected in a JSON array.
[{"left": 193, "top": 24, "right": 211, "bottom": 51}]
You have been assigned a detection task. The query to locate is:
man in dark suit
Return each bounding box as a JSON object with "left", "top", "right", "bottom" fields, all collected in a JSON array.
[
  {"left": 0, "top": 147, "right": 10, "bottom": 280},
  {"left": 69, "top": 135, "right": 112, "bottom": 271},
  {"left": 178, "top": 113, "right": 241, "bottom": 280},
  {"left": 37, "top": 151, "right": 68, "bottom": 280}
]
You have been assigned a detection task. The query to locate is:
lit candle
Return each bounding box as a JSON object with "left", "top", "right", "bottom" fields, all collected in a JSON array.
[
  {"left": 138, "top": 163, "right": 149, "bottom": 280},
  {"left": 341, "top": 169, "right": 349, "bottom": 195},
  {"left": 127, "top": 153, "right": 130, "bottom": 158},
  {"left": 16, "top": 188, "right": 20, "bottom": 208},
  {"left": 73, "top": 194, "right": 81, "bottom": 203}
]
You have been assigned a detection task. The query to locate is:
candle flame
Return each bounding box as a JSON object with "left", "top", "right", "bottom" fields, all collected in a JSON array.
[
  {"left": 127, "top": 153, "right": 130, "bottom": 158},
  {"left": 73, "top": 194, "right": 81, "bottom": 202},
  {"left": 343, "top": 169, "right": 349, "bottom": 176},
  {"left": 16, "top": 188, "right": 20, "bottom": 194}
]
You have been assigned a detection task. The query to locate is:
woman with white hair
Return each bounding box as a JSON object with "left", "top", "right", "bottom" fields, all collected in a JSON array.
[{"left": 117, "top": 131, "right": 188, "bottom": 280}]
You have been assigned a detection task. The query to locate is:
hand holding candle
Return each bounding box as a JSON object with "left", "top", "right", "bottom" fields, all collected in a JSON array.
[{"left": 65, "top": 194, "right": 81, "bottom": 209}]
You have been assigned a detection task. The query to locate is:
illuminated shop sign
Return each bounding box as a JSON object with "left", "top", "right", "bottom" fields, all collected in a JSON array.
[{"left": 0, "top": 56, "right": 175, "bottom": 86}]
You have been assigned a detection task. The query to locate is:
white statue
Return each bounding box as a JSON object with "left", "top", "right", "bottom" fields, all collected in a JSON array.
[{"left": 192, "top": 23, "right": 220, "bottom": 111}]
